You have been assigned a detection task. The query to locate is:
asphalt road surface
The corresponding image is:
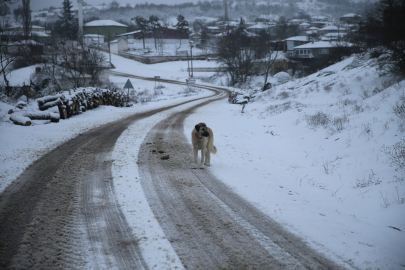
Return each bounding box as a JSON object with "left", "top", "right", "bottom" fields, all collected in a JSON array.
[{"left": 0, "top": 72, "right": 347, "bottom": 269}]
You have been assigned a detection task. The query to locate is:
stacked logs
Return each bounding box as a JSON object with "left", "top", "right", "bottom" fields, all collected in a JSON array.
[
  {"left": 9, "top": 88, "right": 131, "bottom": 126},
  {"left": 37, "top": 89, "right": 131, "bottom": 120}
]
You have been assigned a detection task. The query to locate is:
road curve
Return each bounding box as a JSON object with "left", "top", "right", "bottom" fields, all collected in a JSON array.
[
  {"left": 0, "top": 74, "right": 222, "bottom": 269},
  {"left": 0, "top": 70, "right": 348, "bottom": 269}
]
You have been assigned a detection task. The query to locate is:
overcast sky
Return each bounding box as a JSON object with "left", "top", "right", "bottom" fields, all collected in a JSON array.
[{"left": 11, "top": 0, "right": 199, "bottom": 11}]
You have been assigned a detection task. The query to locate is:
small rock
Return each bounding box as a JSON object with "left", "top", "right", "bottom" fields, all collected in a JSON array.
[
  {"left": 8, "top": 109, "right": 14, "bottom": 114},
  {"left": 161, "top": 155, "right": 169, "bottom": 160}
]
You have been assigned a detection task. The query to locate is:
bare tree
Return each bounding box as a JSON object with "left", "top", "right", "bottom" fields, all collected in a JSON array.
[
  {"left": 216, "top": 22, "right": 256, "bottom": 85},
  {"left": 149, "top": 15, "right": 161, "bottom": 50},
  {"left": 261, "top": 49, "right": 281, "bottom": 91}
]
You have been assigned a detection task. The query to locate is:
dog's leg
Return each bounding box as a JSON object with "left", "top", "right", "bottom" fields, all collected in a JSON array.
[
  {"left": 205, "top": 148, "right": 210, "bottom": 166},
  {"left": 193, "top": 148, "right": 198, "bottom": 168},
  {"left": 200, "top": 147, "right": 206, "bottom": 169}
]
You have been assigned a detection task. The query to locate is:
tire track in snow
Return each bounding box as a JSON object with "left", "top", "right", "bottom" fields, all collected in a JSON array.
[
  {"left": 0, "top": 76, "right": 221, "bottom": 269},
  {"left": 137, "top": 99, "right": 349, "bottom": 269}
]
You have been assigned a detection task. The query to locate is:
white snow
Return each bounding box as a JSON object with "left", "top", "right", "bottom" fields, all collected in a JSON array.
[{"left": 1, "top": 51, "right": 404, "bottom": 270}]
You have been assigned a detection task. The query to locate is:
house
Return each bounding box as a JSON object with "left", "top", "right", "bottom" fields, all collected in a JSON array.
[
  {"left": 6, "top": 25, "right": 45, "bottom": 33},
  {"left": 321, "top": 32, "right": 347, "bottom": 41},
  {"left": 129, "top": 27, "right": 189, "bottom": 45},
  {"left": 311, "top": 16, "right": 329, "bottom": 29},
  {"left": 299, "top": 22, "right": 310, "bottom": 30},
  {"left": 284, "top": 36, "right": 310, "bottom": 53},
  {"left": 340, "top": 13, "right": 362, "bottom": 32},
  {"left": 205, "top": 26, "right": 223, "bottom": 36},
  {"left": 215, "top": 29, "right": 258, "bottom": 44},
  {"left": 109, "top": 38, "right": 128, "bottom": 54},
  {"left": 340, "top": 13, "right": 362, "bottom": 25},
  {"left": 84, "top": 20, "right": 127, "bottom": 42},
  {"left": 6, "top": 40, "right": 44, "bottom": 55},
  {"left": 0, "top": 29, "right": 50, "bottom": 44},
  {"left": 317, "top": 25, "right": 346, "bottom": 36},
  {"left": 84, "top": 34, "right": 105, "bottom": 45},
  {"left": 292, "top": 41, "right": 355, "bottom": 59},
  {"left": 246, "top": 22, "right": 277, "bottom": 36},
  {"left": 189, "top": 32, "right": 202, "bottom": 44}
]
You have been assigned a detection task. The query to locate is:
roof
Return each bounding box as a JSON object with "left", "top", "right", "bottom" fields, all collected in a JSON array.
[
  {"left": 9, "top": 40, "right": 42, "bottom": 46},
  {"left": 285, "top": 36, "right": 308, "bottom": 42},
  {"left": 117, "top": 30, "right": 141, "bottom": 37},
  {"left": 319, "top": 25, "right": 346, "bottom": 31},
  {"left": 7, "top": 25, "right": 45, "bottom": 30},
  {"left": 84, "top": 34, "right": 104, "bottom": 38},
  {"left": 84, "top": 20, "right": 127, "bottom": 27},
  {"left": 294, "top": 41, "right": 353, "bottom": 49},
  {"left": 341, "top": 13, "right": 361, "bottom": 18},
  {"left": 110, "top": 38, "right": 127, "bottom": 44},
  {"left": 247, "top": 22, "right": 276, "bottom": 29}
]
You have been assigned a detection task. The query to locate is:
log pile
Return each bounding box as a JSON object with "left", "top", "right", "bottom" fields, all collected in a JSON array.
[{"left": 9, "top": 88, "right": 132, "bottom": 126}]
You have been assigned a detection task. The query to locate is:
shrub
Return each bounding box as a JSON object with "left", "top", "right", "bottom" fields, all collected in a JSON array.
[
  {"left": 277, "top": 91, "right": 290, "bottom": 99},
  {"left": 306, "top": 111, "right": 330, "bottom": 128},
  {"left": 392, "top": 93, "right": 405, "bottom": 120},
  {"left": 328, "top": 115, "right": 350, "bottom": 134},
  {"left": 382, "top": 139, "right": 405, "bottom": 171}
]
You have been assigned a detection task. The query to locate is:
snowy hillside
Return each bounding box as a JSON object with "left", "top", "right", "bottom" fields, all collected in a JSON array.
[{"left": 194, "top": 53, "right": 405, "bottom": 269}]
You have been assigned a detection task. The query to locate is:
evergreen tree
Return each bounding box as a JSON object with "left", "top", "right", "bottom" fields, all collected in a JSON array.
[
  {"left": 54, "top": 0, "right": 78, "bottom": 41},
  {"left": 176, "top": 14, "right": 188, "bottom": 45},
  {"left": 356, "top": 0, "right": 405, "bottom": 74},
  {"left": 134, "top": 16, "right": 149, "bottom": 49}
]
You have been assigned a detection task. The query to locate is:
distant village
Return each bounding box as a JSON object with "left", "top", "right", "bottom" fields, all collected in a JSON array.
[{"left": 1, "top": 1, "right": 363, "bottom": 65}]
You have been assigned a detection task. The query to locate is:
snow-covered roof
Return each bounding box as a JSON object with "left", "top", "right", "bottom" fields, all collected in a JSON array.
[
  {"left": 215, "top": 30, "right": 258, "bottom": 38},
  {"left": 285, "top": 36, "right": 308, "bottom": 42},
  {"left": 247, "top": 22, "right": 275, "bottom": 29},
  {"left": 308, "top": 26, "right": 319, "bottom": 30},
  {"left": 84, "top": 20, "right": 127, "bottom": 27},
  {"left": 311, "top": 15, "right": 328, "bottom": 20},
  {"left": 9, "top": 40, "right": 42, "bottom": 46},
  {"left": 117, "top": 30, "right": 141, "bottom": 37},
  {"left": 319, "top": 25, "right": 346, "bottom": 31},
  {"left": 110, "top": 38, "right": 127, "bottom": 44},
  {"left": 323, "top": 32, "right": 347, "bottom": 37},
  {"left": 294, "top": 41, "right": 353, "bottom": 49},
  {"left": 341, "top": 13, "right": 361, "bottom": 18},
  {"left": 300, "top": 22, "right": 310, "bottom": 26},
  {"left": 84, "top": 34, "right": 104, "bottom": 38},
  {"left": 1, "top": 31, "right": 49, "bottom": 37}
]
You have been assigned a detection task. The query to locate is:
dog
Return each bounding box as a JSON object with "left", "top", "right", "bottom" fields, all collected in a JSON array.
[{"left": 191, "top": 123, "right": 217, "bottom": 169}]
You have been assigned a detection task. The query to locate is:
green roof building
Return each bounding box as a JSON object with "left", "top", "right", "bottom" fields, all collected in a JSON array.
[{"left": 84, "top": 20, "right": 128, "bottom": 42}]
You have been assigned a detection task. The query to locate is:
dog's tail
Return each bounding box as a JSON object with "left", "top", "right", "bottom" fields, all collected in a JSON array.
[{"left": 210, "top": 145, "right": 217, "bottom": 154}]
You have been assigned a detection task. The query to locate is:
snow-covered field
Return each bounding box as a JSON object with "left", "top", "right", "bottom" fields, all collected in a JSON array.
[{"left": 1, "top": 52, "right": 404, "bottom": 270}]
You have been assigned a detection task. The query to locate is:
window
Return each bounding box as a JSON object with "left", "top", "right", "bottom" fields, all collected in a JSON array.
[
  {"left": 319, "top": 48, "right": 329, "bottom": 54},
  {"left": 296, "top": 49, "right": 311, "bottom": 55}
]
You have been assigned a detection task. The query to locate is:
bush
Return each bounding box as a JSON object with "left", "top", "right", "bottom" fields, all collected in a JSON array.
[
  {"left": 382, "top": 139, "right": 405, "bottom": 171},
  {"left": 306, "top": 111, "right": 330, "bottom": 128},
  {"left": 328, "top": 115, "right": 350, "bottom": 134},
  {"left": 392, "top": 93, "right": 405, "bottom": 120}
]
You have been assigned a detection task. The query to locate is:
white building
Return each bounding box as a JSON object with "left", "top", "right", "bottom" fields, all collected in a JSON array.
[{"left": 109, "top": 38, "right": 128, "bottom": 54}]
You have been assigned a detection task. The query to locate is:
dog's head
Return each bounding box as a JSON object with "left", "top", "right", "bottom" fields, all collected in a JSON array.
[{"left": 195, "top": 123, "right": 209, "bottom": 137}]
